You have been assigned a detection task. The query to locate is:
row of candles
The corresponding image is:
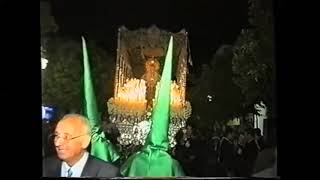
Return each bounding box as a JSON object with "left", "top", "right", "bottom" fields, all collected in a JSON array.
[
  {"left": 114, "top": 78, "right": 147, "bottom": 113},
  {"left": 114, "top": 78, "right": 185, "bottom": 112},
  {"left": 154, "top": 81, "right": 185, "bottom": 109}
]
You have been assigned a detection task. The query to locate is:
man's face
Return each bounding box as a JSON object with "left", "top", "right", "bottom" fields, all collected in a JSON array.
[{"left": 54, "top": 119, "right": 86, "bottom": 163}]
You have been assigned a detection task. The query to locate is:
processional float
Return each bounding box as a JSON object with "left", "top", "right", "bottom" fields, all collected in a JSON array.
[{"left": 107, "top": 25, "right": 192, "bottom": 147}]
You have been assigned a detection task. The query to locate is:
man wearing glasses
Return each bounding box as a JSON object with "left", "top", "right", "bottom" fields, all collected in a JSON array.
[{"left": 43, "top": 114, "right": 119, "bottom": 177}]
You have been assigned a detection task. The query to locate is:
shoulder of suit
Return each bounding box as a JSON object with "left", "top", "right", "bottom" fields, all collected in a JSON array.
[
  {"left": 88, "top": 156, "right": 120, "bottom": 177},
  {"left": 88, "top": 155, "right": 118, "bottom": 169}
]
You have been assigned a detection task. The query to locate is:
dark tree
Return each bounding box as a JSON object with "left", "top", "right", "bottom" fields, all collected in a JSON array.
[
  {"left": 232, "top": 0, "right": 275, "bottom": 118},
  {"left": 42, "top": 38, "right": 115, "bottom": 114}
]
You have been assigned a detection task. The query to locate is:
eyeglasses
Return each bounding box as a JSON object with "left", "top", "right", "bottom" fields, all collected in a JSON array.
[{"left": 50, "top": 133, "right": 88, "bottom": 143}]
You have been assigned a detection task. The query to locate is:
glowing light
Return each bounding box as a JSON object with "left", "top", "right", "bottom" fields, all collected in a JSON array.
[
  {"left": 113, "top": 78, "right": 147, "bottom": 116},
  {"left": 41, "top": 57, "right": 48, "bottom": 70}
]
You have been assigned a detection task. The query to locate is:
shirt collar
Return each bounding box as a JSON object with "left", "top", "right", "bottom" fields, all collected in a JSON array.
[{"left": 61, "top": 151, "right": 89, "bottom": 177}]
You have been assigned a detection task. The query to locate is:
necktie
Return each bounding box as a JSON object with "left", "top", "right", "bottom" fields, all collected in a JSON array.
[{"left": 67, "top": 168, "right": 73, "bottom": 177}]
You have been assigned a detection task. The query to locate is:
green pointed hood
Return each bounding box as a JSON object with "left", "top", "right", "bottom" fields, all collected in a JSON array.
[
  {"left": 144, "top": 35, "right": 173, "bottom": 151},
  {"left": 82, "top": 37, "right": 120, "bottom": 163},
  {"left": 120, "top": 36, "right": 185, "bottom": 177}
]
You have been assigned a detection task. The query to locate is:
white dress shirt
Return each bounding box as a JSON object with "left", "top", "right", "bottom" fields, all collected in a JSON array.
[{"left": 61, "top": 151, "right": 89, "bottom": 177}]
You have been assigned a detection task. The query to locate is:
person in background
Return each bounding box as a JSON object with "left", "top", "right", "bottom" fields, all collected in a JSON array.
[
  {"left": 218, "top": 127, "right": 236, "bottom": 176},
  {"left": 242, "top": 128, "right": 259, "bottom": 176},
  {"left": 253, "top": 146, "right": 277, "bottom": 178},
  {"left": 204, "top": 132, "right": 222, "bottom": 177},
  {"left": 173, "top": 128, "right": 191, "bottom": 175},
  {"left": 253, "top": 128, "right": 278, "bottom": 177},
  {"left": 233, "top": 132, "right": 248, "bottom": 177},
  {"left": 254, "top": 128, "right": 265, "bottom": 151}
]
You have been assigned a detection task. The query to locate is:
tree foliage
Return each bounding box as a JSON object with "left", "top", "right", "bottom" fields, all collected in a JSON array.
[
  {"left": 232, "top": 0, "right": 275, "bottom": 117},
  {"left": 40, "top": 1, "right": 58, "bottom": 45},
  {"left": 188, "top": 45, "right": 244, "bottom": 132},
  {"left": 42, "top": 38, "right": 115, "bottom": 114}
]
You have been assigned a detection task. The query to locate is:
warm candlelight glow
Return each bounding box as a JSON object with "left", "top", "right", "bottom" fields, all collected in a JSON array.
[
  {"left": 171, "top": 81, "right": 184, "bottom": 109},
  {"left": 108, "top": 27, "right": 192, "bottom": 147},
  {"left": 153, "top": 80, "right": 184, "bottom": 110},
  {"left": 114, "top": 78, "right": 147, "bottom": 116},
  {"left": 113, "top": 78, "right": 186, "bottom": 117}
]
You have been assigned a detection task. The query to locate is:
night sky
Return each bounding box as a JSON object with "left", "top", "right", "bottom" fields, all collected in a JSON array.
[{"left": 48, "top": 0, "right": 249, "bottom": 67}]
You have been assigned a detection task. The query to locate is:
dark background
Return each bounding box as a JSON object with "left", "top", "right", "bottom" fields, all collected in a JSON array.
[
  {"left": 0, "top": 0, "right": 308, "bottom": 178},
  {"left": 49, "top": 0, "right": 249, "bottom": 68}
]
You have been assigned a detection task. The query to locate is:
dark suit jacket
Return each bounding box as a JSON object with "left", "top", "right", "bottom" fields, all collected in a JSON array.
[
  {"left": 43, "top": 155, "right": 120, "bottom": 177},
  {"left": 242, "top": 140, "right": 259, "bottom": 175},
  {"left": 219, "top": 138, "right": 236, "bottom": 173}
]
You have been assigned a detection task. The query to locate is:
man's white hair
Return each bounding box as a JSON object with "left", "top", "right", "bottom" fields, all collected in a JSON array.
[{"left": 60, "top": 114, "right": 91, "bottom": 134}]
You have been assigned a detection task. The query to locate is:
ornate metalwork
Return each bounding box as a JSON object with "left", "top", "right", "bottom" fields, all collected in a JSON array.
[{"left": 108, "top": 25, "right": 193, "bottom": 147}]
